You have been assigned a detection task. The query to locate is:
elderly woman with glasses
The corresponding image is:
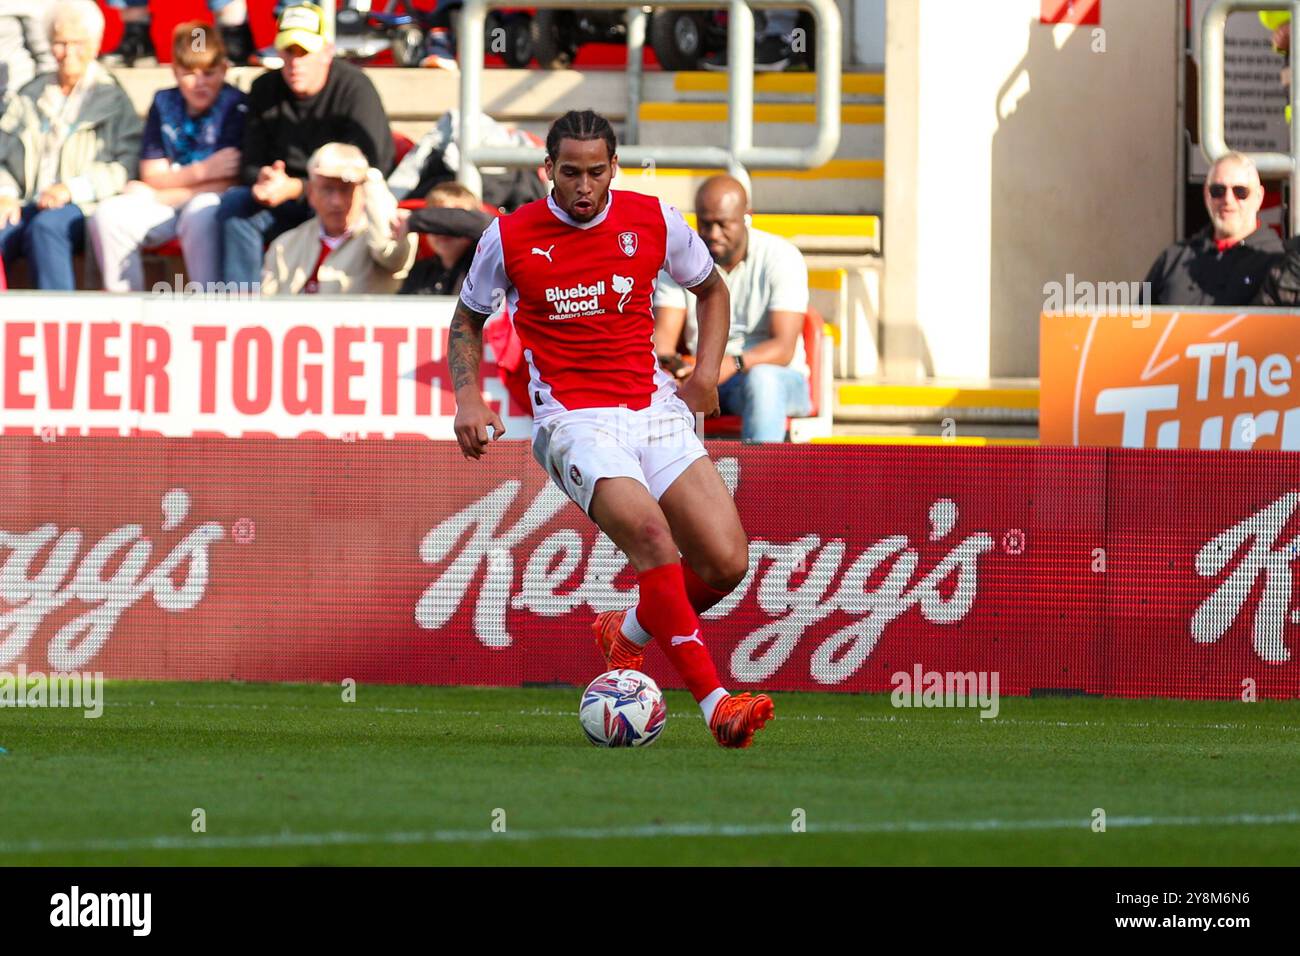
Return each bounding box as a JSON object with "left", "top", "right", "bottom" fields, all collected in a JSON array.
[{"left": 0, "top": 0, "right": 141, "bottom": 289}]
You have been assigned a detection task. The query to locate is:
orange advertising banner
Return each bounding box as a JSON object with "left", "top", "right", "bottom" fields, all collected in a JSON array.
[{"left": 1041, "top": 310, "right": 1300, "bottom": 449}]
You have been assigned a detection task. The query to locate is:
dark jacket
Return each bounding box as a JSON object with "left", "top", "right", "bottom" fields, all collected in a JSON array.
[
  {"left": 1142, "top": 223, "right": 1284, "bottom": 306},
  {"left": 398, "top": 205, "right": 492, "bottom": 296},
  {"left": 1257, "top": 236, "right": 1300, "bottom": 308},
  {"left": 239, "top": 58, "right": 393, "bottom": 186}
]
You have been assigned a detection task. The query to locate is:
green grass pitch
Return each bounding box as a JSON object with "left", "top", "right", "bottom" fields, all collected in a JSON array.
[{"left": 1, "top": 681, "right": 1297, "bottom": 865}]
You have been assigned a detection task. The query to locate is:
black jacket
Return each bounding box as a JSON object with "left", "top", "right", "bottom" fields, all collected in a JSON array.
[
  {"left": 240, "top": 58, "right": 394, "bottom": 185},
  {"left": 1142, "top": 224, "right": 1284, "bottom": 306},
  {"left": 1257, "top": 236, "right": 1300, "bottom": 308},
  {"left": 398, "top": 205, "right": 492, "bottom": 297}
]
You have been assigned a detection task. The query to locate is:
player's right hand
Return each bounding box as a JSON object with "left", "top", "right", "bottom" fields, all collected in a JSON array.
[{"left": 453, "top": 397, "right": 506, "bottom": 460}]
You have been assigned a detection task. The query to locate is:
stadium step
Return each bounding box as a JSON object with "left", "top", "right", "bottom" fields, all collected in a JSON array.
[
  {"left": 681, "top": 213, "right": 878, "bottom": 255},
  {"left": 670, "top": 71, "right": 884, "bottom": 99},
  {"left": 616, "top": 158, "right": 880, "bottom": 216},
  {"left": 834, "top": 380, "right": 1041, "bottom": 426},
  {"left": 637, "top": 102, "right": 883, "bottom": 125},
  {"left": 631, "top": 75, "right": 881, "bottom": 215},
  {"left": 631, "top": 108, "right": 882, "bottom": 161}
]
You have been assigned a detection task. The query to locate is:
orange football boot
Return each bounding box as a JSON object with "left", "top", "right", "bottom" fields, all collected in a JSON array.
[
  {"left": 592, "top": 609, "right": 646, "bottom": 671},
  {"left": 709, "top": 693, "right": 775, "bottom": 749}
]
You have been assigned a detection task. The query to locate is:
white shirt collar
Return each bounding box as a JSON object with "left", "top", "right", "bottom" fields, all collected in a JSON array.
[
  {"left": 545, "top": 190, "right": 614, "bottom": 230},
  {"left": 319, "top": 223, "right": 353, "bottom": 250}
]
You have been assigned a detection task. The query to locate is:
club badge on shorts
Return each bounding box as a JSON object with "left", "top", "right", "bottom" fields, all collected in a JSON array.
[
  {"left": 618, "top": 232, "right": 638, "bottom": 257},
  {"left": 569, "top": 465, "right": 584, "bottom": 487}
]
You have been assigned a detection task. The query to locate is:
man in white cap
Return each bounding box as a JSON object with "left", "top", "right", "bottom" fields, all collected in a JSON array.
[
  {"left": 216, "top": 2, "right": 393, "bottom": 286},
  {"left": 260, "top": 141, "right": 414, "bottom": 295}
]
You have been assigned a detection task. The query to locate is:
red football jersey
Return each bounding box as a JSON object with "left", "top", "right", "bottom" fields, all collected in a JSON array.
[{"left": 461, "top": 189, "right": 713, "bottom": 414}]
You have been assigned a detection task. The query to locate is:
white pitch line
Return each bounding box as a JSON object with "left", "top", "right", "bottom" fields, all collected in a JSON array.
[
  {"left": 93, "top": 700, "right": 1300, "bottom": 733},
  {"left": 2, "top": 811, "right": 1298, "bottom": 856}
]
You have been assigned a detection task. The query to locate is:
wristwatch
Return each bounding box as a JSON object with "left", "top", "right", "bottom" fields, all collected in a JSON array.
[{"left": 733, "top": 354, "right": 746, "bottom": 373}]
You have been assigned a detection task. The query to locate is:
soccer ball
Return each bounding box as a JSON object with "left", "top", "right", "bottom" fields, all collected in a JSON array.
[{"left": 579, "top": 669, "right": 667, "bottom": 747}]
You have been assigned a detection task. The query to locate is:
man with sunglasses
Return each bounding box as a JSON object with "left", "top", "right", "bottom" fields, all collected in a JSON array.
[{"left": 1142, "top": 152, "right": 1283, "bottom": 306}]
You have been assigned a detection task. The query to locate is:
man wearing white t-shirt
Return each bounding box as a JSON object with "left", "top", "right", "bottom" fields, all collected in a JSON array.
[{"left": 653, "top": 175, "right": 810, "bottom": 443}]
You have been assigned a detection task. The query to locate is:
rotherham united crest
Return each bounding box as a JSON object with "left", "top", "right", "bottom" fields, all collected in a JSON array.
[{"left": 618, "top": 232, "right": 638, "bottom": 257}]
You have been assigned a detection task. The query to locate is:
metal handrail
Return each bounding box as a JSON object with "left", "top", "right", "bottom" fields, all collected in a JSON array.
[
  {"left": 1201, "top": 0, "right": 1300, "bottom": 235},
  {"left": 456, "top": 0, "right": 842, "bottom": 198}
]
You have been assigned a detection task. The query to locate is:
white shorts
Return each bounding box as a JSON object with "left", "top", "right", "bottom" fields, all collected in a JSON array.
[{"left": 531, "top": 397, "right": 708, "bottom": 514}]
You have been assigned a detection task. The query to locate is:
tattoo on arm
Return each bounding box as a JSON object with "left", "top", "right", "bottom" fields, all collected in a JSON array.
[{"left": 448, "top": 300, "right": 491, "bottom": 393}]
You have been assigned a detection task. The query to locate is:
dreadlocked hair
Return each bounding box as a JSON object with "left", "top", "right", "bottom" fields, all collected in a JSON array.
[{"left": 545, "top": 110, "right": 617, "bottom": 163}]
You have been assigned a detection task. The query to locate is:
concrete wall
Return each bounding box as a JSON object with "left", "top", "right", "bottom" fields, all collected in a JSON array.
[{"left": 882, "top": 0, "right": 1180, "bottom": 380}]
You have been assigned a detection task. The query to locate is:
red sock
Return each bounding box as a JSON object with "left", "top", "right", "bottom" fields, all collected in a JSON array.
[
  {"left": 636, "top": 563, "right": 723, "bottom": 703},
  {"left": 682, "top": 563, "right": 732, "bottom": 614}
]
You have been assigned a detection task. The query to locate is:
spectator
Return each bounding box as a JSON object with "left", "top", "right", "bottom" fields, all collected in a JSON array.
[
  {"left": 0, "top": 1, "right": 54, "bottom": 98},
  {"left": 396, "top": 180, "right": 490, "bottom": 296},
  {"left": 386, "top": 109, "right": 547, "bottom": 214},
  {"left": 216, "top": 2, "right": 393, "bottom": 286},
  {"left": 653, "top": 174, "right": 810, "bottom": 443},
  {"left": 1142, "top": 153, "right": 1283, "bottom": 307},
  {"left": 1257, "top": 237, "right": 1300, "bottom": 306},
  {"left": 0, "top": 0, "right": 141, "bottom": 290},
  {"left": 101, "top": 0, "right": 256, "bottom": 67},
  {"left": 87, "top": 21, "right": 247, "bottom": 292},
  {"left": 260, "top": 141, "right": 414, "bottom": 295}
]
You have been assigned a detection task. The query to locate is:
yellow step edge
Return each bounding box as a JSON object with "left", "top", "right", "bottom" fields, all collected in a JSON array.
[
  {"left": 640, "top": 102, "right": 883, "bottom": 124},
  {"left": 837, "top": 385, "right": 1040, "bottom": 410},
  {"left": 674, "top": 72, "right": 885, "bottom": 95},
  {"left": 811, "top": 436, "right": 1041, "bottom": 447},
  {"left": 809, "top": 268, "right": 845, "bottom": 291},
  {"left": 618, "top": 159, "right": 883, "bottom": 180},
  {"left": 685, "top": 213, "right": 879, "bottom": 240}
]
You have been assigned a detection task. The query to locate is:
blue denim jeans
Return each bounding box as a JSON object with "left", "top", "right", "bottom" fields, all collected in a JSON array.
[
  {"left": 214, "top": 186, "right": 313, "bottom": 286},
  {"left": 717, "top": 363, "right": 812, "bottom": 443},
  {"left": 0, "top": 203, "right": 86, "bottom": 290}
]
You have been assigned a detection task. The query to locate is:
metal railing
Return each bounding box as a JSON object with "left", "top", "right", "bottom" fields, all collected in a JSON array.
[
  {"left": 455, "top": 0, "right": 842, "bottom": 198},
  {"left": 1201, "top": 0, "right": 1300, "bottom": 235}
]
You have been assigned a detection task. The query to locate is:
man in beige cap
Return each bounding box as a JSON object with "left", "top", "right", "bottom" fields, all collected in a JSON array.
[{"left": 260, "top": 142, "right": 414, "bottom": 295}]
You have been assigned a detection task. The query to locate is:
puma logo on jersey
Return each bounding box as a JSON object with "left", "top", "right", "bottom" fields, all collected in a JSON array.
[
  {"left": 531, "top": 245, "right": 554, "bottom": 262},
  {"left": 670, "top": 630, "right": 703, "bottom": 647}
]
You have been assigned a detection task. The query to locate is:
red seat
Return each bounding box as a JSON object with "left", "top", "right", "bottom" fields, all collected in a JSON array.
[
  {"left": 147, "top": 238, "right": 183, "bottom": 258},
  {"left": 392, "top": 131, "right": 416, "bottom": 166},
  {"left": 703, "top": 308, "right": 826, "bottom": 439}
]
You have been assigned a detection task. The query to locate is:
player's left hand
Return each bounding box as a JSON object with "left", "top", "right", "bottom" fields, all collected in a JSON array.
[{"left": 675, "top": 374, "right": 720, "bottom": 418}]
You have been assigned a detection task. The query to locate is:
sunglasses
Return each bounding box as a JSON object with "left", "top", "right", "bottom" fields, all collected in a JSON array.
[{"left": 1208, "top": 184, "right": 1252, "bottom": 200}]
